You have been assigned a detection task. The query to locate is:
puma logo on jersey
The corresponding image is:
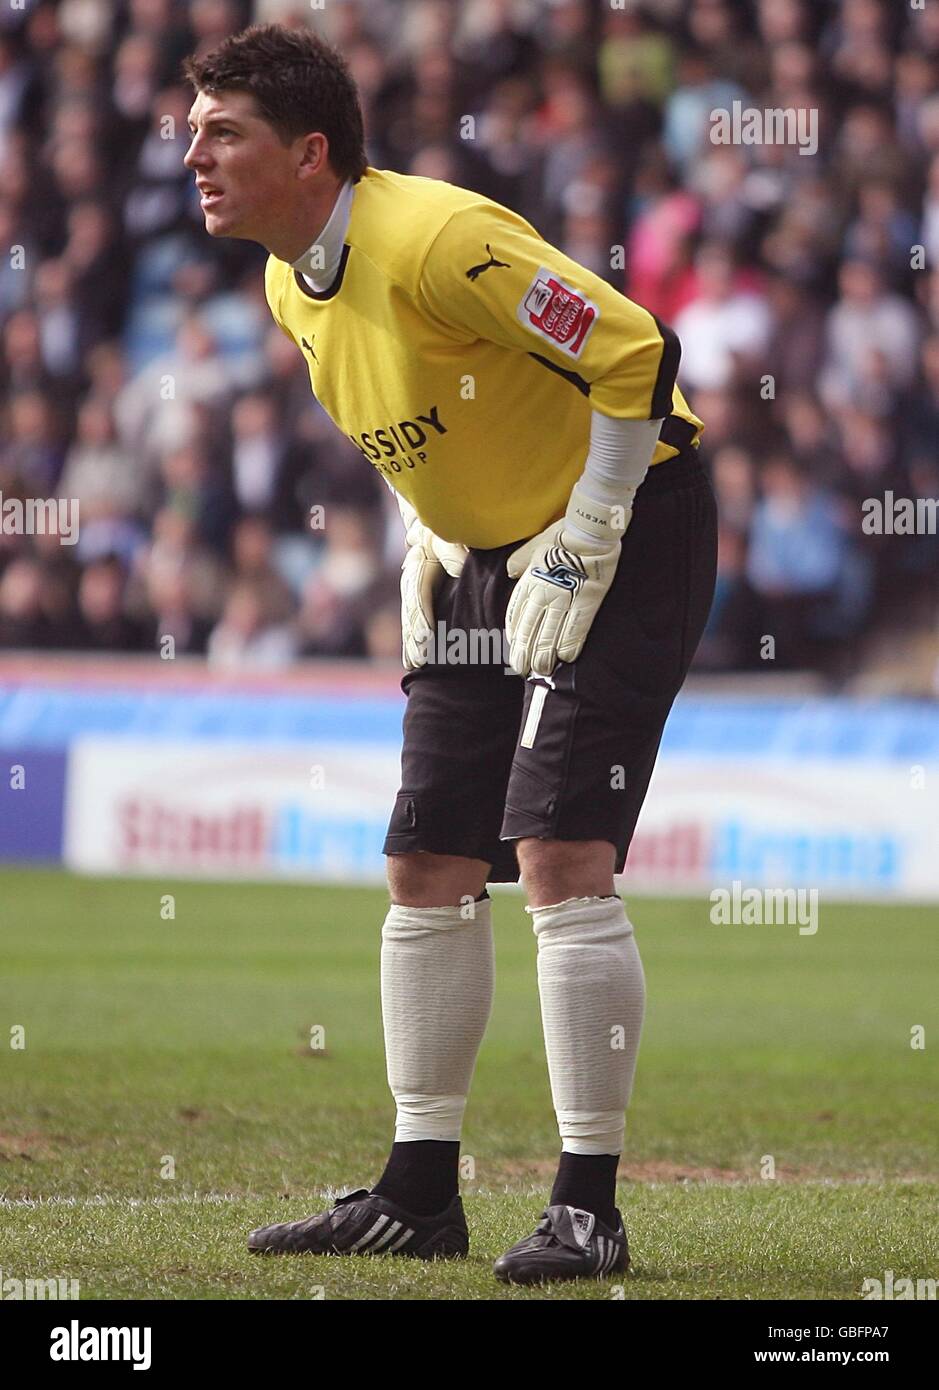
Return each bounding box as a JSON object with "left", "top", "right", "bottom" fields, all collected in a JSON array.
[
  {"left": 301, "top": 335, "right": 318, "bottom": 362},
  {"left": 465, "top": 244, "right": 511, "bottom": 281}
]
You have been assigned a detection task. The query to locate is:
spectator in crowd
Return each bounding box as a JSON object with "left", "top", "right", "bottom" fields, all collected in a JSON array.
[
  {"left": 0, "top": 557, "right": 48, "bottom": 648},
  {"left": 296, "top": 506, "right": 384, "bottom": 659},
  {"left": 673, "top": 243, "right": 773, "bottom": 393},
  {"left": 74, "top": 553, "right": 149, "bottom": 651},
  {"left": 820, "top": 257, "right": 921, "bottom": 411},
  {"left": 228, "top": 514, "right": 294, "bottom": 623},
  {"left": 743, "top": 454, "right": 862, "bottom": 670},
  {"left": 144, "top": 564, "right": 212, "bottom": 656},
  {"left": 0, "top": 388, "right": 64, "bottom": 495},
  {"left": 903, "top": 334, "right": 939, "bottom": 473},
  {"left": 207, "top": 578, "right": 297, "bottom": 670}
]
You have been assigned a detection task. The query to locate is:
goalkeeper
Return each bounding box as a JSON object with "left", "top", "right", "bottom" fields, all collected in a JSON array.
[{"left": 184, "top": 24, "right": 717, "bottom": 1285}]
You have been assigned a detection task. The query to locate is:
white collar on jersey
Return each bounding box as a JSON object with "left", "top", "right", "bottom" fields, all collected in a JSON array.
[{"left": 291, "top": 178, "right": 354, "bottom": 292}]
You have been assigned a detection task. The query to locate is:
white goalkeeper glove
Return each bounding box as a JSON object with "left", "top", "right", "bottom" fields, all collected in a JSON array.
[
  {"left": 505, "top": 481, "right": 634, "bottom": 679},
  {"left": 397, "top": 496, "right": 468, "bottom": 670}
]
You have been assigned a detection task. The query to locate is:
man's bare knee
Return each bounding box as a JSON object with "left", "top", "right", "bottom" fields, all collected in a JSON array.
[
  {"left": 386, "top": 851, "right": 490, "bottom": 908},
  {"left": 516, "top": 838, "right": 616, "bottom": 909}
]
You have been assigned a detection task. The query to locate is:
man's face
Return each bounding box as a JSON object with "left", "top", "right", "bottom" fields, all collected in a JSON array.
[{"left": 184, "top": 89, "right": 303, "bottom": 243}]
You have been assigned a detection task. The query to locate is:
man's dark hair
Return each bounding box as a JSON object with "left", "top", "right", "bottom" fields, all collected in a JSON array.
[{"left": 182, "top": 24, "right": 368, "bottom": 182}]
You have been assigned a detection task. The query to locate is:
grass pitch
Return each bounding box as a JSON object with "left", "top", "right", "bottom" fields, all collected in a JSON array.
[{"left": 1, "top": 869, "right": 937, "bottom": 1301}]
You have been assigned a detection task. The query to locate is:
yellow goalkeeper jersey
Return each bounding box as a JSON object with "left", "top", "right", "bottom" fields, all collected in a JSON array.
[{"left": 264, "top": 167, "right": 703, "bottom": 548}]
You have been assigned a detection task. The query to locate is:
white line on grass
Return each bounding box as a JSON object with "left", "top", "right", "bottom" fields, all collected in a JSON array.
[
  {"left": 0, "top": 1194, "right": 247, "bottom": 1208},
  {"left": 1, "top": 1175, "right": 933, "bottom": 1210}
]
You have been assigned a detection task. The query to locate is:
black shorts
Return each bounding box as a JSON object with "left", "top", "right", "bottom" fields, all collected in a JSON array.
[{"left": 383, "top": 450, "right": 718, "bottom": 883}]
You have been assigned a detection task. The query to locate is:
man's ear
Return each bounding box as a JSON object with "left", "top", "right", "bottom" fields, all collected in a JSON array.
[{"left": 296, "top": 131, "right": 330, "bottom": 179}]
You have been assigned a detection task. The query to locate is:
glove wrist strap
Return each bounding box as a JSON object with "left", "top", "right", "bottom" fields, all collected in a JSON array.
[{"left": 565, "top": 481, "right": 635, "bottom": 548}]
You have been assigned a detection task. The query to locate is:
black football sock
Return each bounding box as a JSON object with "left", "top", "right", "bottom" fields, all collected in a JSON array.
[
  {"left": 371, "top": 1140, "right": 461, "bottom": 1216},
  {"left": 549, "top": 1151, "right": 619, "bottom": 1230}
]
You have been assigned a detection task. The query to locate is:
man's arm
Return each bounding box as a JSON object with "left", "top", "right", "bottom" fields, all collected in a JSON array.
[
  {"left": 502, "top": 413, "right": 663, "bottom": 679},
  {"left": 418, "top": 203, "right": 679, "bottom": 422},
  {"left": 389, "top": 482, "right": 468, "bottom": 671},
  {"left": 419, "top": 204, "right": 679, "bottom": 676}
]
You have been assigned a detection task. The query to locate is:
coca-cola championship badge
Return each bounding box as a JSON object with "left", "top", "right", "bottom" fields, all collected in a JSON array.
[{"left": 518, "top": 267, "right": 599, "bottom": 357}]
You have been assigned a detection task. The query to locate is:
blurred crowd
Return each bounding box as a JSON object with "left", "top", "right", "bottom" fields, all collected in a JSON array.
[{"left": 1, "top": 0, "right": 938, "bottom": 681}]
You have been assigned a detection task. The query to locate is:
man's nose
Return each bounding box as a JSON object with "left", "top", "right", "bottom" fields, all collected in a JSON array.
[{"left": 184, "top": 136, "right": 208, "bottom": 170}]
